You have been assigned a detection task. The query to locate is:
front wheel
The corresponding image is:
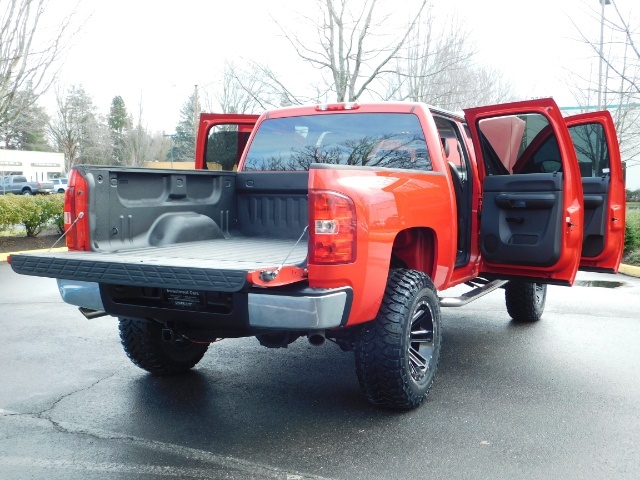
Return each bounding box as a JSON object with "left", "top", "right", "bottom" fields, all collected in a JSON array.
[
  {"left": 505, "top": 281, "right": 547, "bottom": 322},
  {"left": 118, "top": 317, "right": 209, "bottom": 375},
  {"left": 355, "top": 269, "right": 442, "bottom": 410}
]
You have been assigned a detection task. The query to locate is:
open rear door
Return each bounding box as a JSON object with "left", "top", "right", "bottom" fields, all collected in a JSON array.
[
  {"left": 564, "top": 111, "right": 626, "bottom": 273},
  {"left": 464, "top": 99, "right": 584, "bottom": 285},
  {"left": 195, "top": 113, "right": 259, "bottom": 170}
]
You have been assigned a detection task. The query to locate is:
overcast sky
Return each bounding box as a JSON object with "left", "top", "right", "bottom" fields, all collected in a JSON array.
[
  {"left": 44, "top": 0, "right": 638, "bottom": 186},
  {"left": 49, "top": 0, "right": 599, "bottom": 130}
]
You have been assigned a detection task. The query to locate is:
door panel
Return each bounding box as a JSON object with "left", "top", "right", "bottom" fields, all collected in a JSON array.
[
  {"left": 464, "top": 99, "right": 584, "bottom": 285},
  {"left": 581, "top": 177, "right": 609, "bottom": 257},
  {"left": 564, "top": 112, "right": 625, "bottom": 273},
  {"left": 481, "top": 173, "right": 563, "bottom": 267}
]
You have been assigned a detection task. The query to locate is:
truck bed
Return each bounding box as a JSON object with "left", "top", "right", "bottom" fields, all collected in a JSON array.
[{"left": 10, "top": 236, "right": 308, "bottom": 292}]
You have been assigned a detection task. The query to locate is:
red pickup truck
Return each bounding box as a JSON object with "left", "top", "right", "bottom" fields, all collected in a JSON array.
[{"left": 9, "top": 99, "right": 626, "bottom": 409}]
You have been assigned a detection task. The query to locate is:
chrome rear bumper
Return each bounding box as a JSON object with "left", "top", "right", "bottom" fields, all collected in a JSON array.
[
  {"left": 56, "top": 280, "right": 352, "bottom": 330},
  {"left": 248, "top": 287, "right": 351, "bottom": 329},
  {"left": 57, "top": 279, "right": 105, "bottom": 311}
]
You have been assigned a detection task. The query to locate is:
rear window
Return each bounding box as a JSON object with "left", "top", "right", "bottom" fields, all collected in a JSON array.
[{"left": 243, "top": 113, "right": 431, "bottom": 171}]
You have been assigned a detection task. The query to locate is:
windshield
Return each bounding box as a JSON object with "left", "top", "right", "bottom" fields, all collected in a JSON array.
[{"left": 243, "top": 113, "right": 431, "bottom": 171}]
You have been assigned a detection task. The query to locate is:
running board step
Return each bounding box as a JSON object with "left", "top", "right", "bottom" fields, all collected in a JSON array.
[{"left": 439, "top": 280, "right": 508, "bottom": 308}]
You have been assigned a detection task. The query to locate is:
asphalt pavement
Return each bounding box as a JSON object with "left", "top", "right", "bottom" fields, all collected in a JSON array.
[{"left": 1, "top": 263, "right": 639, "bottom": 479}]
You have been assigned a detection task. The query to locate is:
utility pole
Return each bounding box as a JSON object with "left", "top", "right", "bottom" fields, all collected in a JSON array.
[
  {"left": 596, "top": 0, "right": 611, "bottom": 176},
  {"left": 597, "top": 0, "right": 611, "bottom": 111}
]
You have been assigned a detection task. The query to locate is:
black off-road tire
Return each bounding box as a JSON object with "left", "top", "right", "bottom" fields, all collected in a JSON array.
[
  {"left": 354, "top": 269, "right": 442, "bottom": 410},
  {"left": 505, "top": 281, "right": 547, "bottom": 323},
  {"left": 118, "top": 317, "right": 209, "bottom": 375}
]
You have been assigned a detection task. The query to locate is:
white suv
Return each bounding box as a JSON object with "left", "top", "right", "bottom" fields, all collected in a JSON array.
[{"left": 51, "top": 178, "right": 68, "bottom": 194}]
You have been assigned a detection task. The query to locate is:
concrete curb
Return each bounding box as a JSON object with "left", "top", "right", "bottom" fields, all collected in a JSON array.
[
  {"left": 2, "top": 247, "right": 67, "bottom": 263},
  {"left": 619, "top": 263, "right": 640, "bottom": 278}
]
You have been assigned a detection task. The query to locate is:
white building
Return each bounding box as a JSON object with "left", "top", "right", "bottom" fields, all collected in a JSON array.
[{"left": 0, "top": 149, "right": 65, "bottom": 181}]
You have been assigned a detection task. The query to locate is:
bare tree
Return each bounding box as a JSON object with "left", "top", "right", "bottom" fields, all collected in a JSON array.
[
  {"left": 274, "top": 0, "right": 428, "bottom": 102},
  {"left": 0, "top": 0, "right": 77, "bottom": 129},
  {"left": 125, "top": 101, "right": 165, "bottom": 167},
  {"left": 211, "top": 61, "right": 280, "bottom": 113},
  {"left": 202, "top": 60, "right": 324, "bottom": 114},
  {"left": 48, "top": 85, "right": 82, "bottom": 172},
  {"left": 48, "top": 85, "right": 111, "bottom": 172},
  {"left": 386, "top": 12, "right": 514, "bottom": 109},
  {"left": 570, "top": 0, "right": 640, "bottom": 168},
  {"left": 593, "top": 1, "right": 639, "bottom": 96}
]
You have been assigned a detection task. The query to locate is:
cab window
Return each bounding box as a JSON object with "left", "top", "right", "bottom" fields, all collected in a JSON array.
[
  {"left": 243, "top": 113, "right": 431, "bottom": 171},
  {"left": 205, "top": 124, "right": 251, "bottom": 171},
  {"left": 567, "top": 122, "right": 610, "bottom": 177},
  {"left": 433, "top": 116, "right": 469, "bottom": 182}
]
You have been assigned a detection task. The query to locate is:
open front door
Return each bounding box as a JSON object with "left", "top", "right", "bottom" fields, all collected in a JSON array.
[
  {"left": 564, "top": 111, "right": 626, "bottom": 273},
  {"left": 195, "top": 113, "right": 259, "bottom": 170},
  {"left": 464, "top": 99, "right": 584, "bottom": 285}
]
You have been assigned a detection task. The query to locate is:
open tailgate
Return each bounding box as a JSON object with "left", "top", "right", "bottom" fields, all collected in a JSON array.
[{"left": 10, "top": 237, "right": 308, "bottom": 291}]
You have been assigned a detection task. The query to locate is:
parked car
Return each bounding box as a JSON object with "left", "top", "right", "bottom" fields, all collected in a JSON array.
[
  {"left": 50, "top": 178, "right": 68, "bottom": 193},
  {"left": 1, "top": 175, "right": 54, "bottom": 195}
]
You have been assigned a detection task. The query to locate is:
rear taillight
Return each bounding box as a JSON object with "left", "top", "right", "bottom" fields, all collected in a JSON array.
[
  {"left": 64, "top": 170, "right": 89, "bottom": 251},
  {"left": 309, "top": 190, "right": 356, "bottom": 264}
]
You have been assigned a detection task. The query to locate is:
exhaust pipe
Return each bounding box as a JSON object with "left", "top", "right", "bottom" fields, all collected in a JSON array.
[
  {"left": 307, "top": 331, "right": 326, "bottom": 346},
  {"left": 78, "top": 307, "right": 108, "bottom": 319}
]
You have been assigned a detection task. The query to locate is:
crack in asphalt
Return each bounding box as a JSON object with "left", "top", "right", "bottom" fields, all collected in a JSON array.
[
  {"left": 0, "top": 411, "right": 332, "bottom": 480},
  {"left": 36, "top": 372, "right": 120, "bottom": 421},
  {"left": 1, "top": 371, "right": 117, "bottom": 418},
  {"left": 13, "top": 420, "right": 332, "bottom": 479},
  {"left": 0, "top": 376, "right": 333, "bottom": 480}
]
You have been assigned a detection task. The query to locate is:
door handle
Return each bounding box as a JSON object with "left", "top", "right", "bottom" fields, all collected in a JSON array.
[{"left": 495, "top": 193, "right": 556, "bottom": 209}]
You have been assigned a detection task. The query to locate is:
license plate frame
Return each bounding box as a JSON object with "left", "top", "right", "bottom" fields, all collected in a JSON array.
[{"left": 162, "top": 288, "right": 205, "bottom": 309}]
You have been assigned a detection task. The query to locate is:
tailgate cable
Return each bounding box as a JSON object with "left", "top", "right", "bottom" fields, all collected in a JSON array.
[
  {"left": 48, "top": 212, "right": 85, "bottom": 251},
  {"left": 260, "top": 225, "right": 308, "bottom": 282}
]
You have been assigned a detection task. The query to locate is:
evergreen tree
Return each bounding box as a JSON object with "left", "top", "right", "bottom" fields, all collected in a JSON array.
[
  {"left": 0, "top": 87, "right": 51, "bottom": 151},
  {"left": 108, "top": 96, "right": 131, "bottom": 164},
  {"left": 171, "top": 93, "right": 196, "bottom": 162}
]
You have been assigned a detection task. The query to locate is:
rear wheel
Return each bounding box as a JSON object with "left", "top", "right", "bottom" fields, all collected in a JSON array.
[
  {"left": 355, "top": 269, "right": 441, "bottom": 410},
  {"left": 22, "top": 189, "right": 32, "bottom": 196},
  {"left": 118, "top": 317, "right": 209, "bottom": 375},
  {"left": 505, "top": 281, "right": 547, "bottom": 322}
]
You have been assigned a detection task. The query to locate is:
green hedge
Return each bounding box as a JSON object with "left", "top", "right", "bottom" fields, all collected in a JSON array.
[
  {"left": 626, "top": 209, "right": 640, "bottom": 254},
  {"left": 0, "top": 194, "right": 65, "bottom": 237}
]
